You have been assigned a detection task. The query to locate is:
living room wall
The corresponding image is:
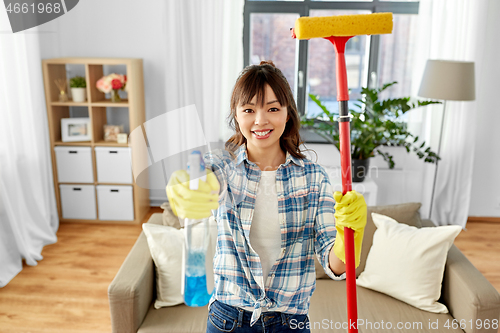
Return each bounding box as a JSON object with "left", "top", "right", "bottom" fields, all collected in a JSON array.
[
  {"left": 468, "top": 5, "right": 500, "bottom": 218},
  {"left": 38, "top": 0, "right": 178, "bottom": 204}
]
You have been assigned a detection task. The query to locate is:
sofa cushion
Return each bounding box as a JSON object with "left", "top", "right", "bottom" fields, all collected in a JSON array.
[
  {"left": 144, "top": 213, "right": 218, "bottom": 309},
  {"left": 356, "top": 202, "right": 422, "bottom": 276},
  {"left": 142, "top": 223, "right": 185, "bottom": 308},
  {"left": 356, "top": 213, "right": 462, "bottom": 314},
  {"left": 309, "top": 280, "right": 464, "bottom": 332},
  {"left": 138, "top": 303, "right": 209, "bottom": 333},
  {"left": 137, "top": 280, "right": 463, "bottom": 333},
  {"left": 161, "top": 202, "right": 182, "bottom": 229},
  {"left": 316, "top": 202, "right": 423, "bottom": 279}
]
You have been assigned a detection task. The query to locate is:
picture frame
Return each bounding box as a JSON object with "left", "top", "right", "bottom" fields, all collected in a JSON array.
[
  {"left": 61, "top": 118, "right": 91, "bottom": 142},
  {"left": 103, "top": 124, "right": 124, "bottom": 142}
]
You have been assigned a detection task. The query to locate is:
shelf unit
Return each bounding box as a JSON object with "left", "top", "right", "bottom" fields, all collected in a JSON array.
[{"left": 42, "top": 57, "right": 149, "bottom": 224}]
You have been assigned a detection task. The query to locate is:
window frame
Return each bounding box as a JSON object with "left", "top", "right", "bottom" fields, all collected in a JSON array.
[{"left": 243, "top": 0, "right": 419, "bottom": 143}]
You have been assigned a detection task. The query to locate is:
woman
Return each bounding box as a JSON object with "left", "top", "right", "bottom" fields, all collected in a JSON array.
[{"left": 167, "top": 61, "right": 366, "bottom": 333}]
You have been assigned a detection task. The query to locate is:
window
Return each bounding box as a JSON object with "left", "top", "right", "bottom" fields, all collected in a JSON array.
[
  {"left": 244, "top": 0, "right": 419, "bottom": 143},
  {"left": 250, "top": 13, "right": 299, "bottom": 93},
  {"left": 307, "top": 9, "right": 370, "bottom": 118}
]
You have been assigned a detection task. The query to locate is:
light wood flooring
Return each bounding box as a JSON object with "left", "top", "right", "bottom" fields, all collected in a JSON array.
[{"left": 0, "top": 208, "right": 499, "bottom": 333}]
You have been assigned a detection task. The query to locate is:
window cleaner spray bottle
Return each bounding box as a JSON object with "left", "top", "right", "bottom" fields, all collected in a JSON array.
[{"left": 181, "top": 150, "right": 215, "bottom": 307}]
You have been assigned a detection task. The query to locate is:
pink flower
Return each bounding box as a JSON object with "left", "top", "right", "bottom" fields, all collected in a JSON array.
[{"left": 96, "top": 77, "right": 112, "bottom": 94}]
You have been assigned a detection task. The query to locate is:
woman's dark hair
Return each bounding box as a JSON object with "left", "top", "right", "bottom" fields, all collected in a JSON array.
[{"left": 225, "top": 60, "right": 306, "bottom": 159}]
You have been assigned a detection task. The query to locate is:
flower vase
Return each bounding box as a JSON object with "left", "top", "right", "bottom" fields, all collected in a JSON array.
[{"left": 111, "top": 89, "right": 121, "bottom": 103}]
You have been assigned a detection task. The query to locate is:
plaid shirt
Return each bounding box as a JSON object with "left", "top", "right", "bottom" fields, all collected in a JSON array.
[{"left": 204, "top": 144, "right": 345, "bottom": 326}]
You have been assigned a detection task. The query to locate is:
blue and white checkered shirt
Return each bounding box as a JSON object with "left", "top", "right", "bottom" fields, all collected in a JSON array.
[{"left": 204, "top": 144, "right": 345, "bottom": 326}]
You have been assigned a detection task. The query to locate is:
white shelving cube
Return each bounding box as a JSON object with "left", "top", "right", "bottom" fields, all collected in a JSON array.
[
  {"left": 97, "top": 185, "right": 134, "bottom": 221},
  {"left": 55, "top": 146, "right": 94, "bottom": 183},
  {"left": 59, "top": 184, "right": 97, "bottom": 219},
  {"left": 95, "top": 147, "right": 133, "bottom": 184}
]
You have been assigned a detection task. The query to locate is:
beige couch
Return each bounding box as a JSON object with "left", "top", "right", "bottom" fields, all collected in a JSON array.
[{"left": 108, "top": 203, "right": 500, "bottom": 333}]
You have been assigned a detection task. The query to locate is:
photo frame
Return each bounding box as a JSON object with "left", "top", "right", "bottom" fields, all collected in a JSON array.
[
  {"left": 61, "top": 118, "right": 91, "bottom": 142},
  {"left": 103, "top": 124, "right": 124, "bottom": 142}
]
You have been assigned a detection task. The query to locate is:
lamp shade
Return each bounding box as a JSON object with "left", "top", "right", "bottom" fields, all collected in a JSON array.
[{"left": 418, "top": 60, "right": 475, "bottom": 101}]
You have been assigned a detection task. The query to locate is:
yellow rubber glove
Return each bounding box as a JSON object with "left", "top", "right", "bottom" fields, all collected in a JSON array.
[
  {"left": 332, "top": 190, "right": 367, "bottom": 268},
  {"left": 166, "top": 169, "right": 220, "bottom": 219}
]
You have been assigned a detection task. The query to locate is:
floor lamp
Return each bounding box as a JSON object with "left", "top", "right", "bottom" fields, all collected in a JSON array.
[{"left": 417, "top": 59, "right": 475, "bottom": 220}]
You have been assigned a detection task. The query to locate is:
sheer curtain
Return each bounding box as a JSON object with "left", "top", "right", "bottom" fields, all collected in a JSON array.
[
  {"left": 410, "top": 0, "right": 491, "bottom": 227},
  {"left": 155, "top": 0, "right": 244, "bottom": 176},
  {"left": 0, "top": 19, "right": 59, "bottom": 286}
]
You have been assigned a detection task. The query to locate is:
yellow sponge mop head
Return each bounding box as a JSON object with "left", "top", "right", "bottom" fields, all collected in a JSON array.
[{"left": 294, "top": 12, "right": 393, "bottom": 39}]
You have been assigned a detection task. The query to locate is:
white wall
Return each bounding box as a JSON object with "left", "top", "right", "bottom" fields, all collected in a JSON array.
[{"left": 468, "top": 1, "right": 500, "bottom": 217}]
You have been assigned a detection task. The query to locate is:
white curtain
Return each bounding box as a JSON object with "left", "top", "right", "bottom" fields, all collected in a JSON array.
[
  {"left": 410, "top": 0, "right": 492, "bottom": 227},
  {"left": 0, "top": 19, "right": 59, "bottom": 286},
  {"left": 155, "top": 0, "right": 244, "bottom": 176}
]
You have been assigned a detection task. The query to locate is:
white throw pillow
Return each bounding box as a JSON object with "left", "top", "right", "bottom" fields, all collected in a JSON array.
[
  {"left": 356, "top": 213, "right": 462, "bottom": 313},
  {"left": 142, "top": 224, "right": 184, "bottom": 308}
]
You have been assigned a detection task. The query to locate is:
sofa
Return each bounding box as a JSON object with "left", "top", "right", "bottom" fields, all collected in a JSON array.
[{"left": 108, "top": 203, "right": 500, "bottom": 333}]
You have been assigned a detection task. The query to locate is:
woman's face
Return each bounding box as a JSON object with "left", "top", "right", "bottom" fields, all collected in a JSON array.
[{"left": 235, "top": 84, "right": 289, "bottom": 153}]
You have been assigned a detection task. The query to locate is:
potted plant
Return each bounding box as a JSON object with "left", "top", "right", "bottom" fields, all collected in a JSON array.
[
  {"left": 301, "top": 82, "right": 441, "bottom": 182},
  {"left": 69, "top": 76, "right": 87, "bottom": 102}
]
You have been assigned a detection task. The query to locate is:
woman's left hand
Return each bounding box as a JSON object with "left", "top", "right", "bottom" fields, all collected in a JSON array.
[{"left": 332, "top": 190, "right": 367, "bottom": 268}]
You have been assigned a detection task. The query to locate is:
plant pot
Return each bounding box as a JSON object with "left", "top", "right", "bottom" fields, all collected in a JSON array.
[
  {"left": 71, "top": 87, "right": 86, "bottom": 102},
  {"left": 352, "top": 158, "right": 370, "bottom": 182}
]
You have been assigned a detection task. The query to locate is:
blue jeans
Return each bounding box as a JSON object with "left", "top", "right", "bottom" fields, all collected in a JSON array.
[{"left": 206, "top": 300, "right": 311, "bottom": 333}]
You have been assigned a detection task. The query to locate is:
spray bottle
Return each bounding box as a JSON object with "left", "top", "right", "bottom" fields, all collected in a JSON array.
[{"left": 181, "top": 150, "right": 215, "bottom": 307}]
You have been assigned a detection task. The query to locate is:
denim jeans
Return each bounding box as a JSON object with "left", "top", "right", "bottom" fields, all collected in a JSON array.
[{"left": 206, "top": 300, "right": 311, "bottom": 333}]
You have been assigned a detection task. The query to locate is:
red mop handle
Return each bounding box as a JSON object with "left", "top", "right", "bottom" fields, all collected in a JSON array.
[{"left": 325, "top": 36, "right": 358, "bottom": 333}]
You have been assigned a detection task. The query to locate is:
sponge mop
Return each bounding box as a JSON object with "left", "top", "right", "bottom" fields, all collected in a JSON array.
[
  {"left": 291, "top": 12, "right": 393, "bottom": 333},
  {"left": 293, "top": 12, "right": 393, "bottom": 39}
]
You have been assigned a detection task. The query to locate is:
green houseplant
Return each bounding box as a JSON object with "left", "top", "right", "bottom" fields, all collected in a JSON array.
[
  {"left": 301, "top": 82, "right": 441, "bottom": 181},
  {"left": 69, "top": 76, "right": 87, "bottom": 102}
]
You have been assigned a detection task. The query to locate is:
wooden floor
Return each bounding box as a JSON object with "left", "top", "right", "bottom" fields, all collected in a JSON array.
[
  {"left": 454, "top": 220, "right": 500, "bottom": 295},
  {"left": 0, "top": 208, "right": 499, "bottom": 333},
  {"left": 0, "top": 207, "right": 160, "bottom": 333}
]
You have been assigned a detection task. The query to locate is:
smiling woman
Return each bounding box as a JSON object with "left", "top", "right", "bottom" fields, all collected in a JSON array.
[
  {"left": 165, "top": 60, "right": 368, "bottom": 333},
  {"left": 235, "top": 85, "right": 289, "bottom": 170},
  {"left": 226, "top": 60, "right": 305, "bottom": 170}
]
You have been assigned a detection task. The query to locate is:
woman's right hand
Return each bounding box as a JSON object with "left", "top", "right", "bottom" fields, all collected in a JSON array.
[{"left": 166, "top": 169, "right": 220, "bottom": 219}]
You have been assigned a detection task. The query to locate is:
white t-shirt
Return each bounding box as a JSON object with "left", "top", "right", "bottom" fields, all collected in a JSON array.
[
  {"left": 250, "top": 170, "right": 282, "bottom": 284},
  {"left": 241, "top": 170, "right": 282, "bottom": 312}
]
